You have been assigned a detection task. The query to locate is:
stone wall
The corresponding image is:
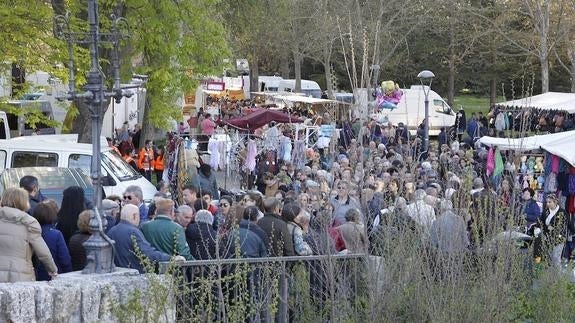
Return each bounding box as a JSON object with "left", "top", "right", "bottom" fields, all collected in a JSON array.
[{"left": 0, "top": 268, "right": 175, "bottom": 323}]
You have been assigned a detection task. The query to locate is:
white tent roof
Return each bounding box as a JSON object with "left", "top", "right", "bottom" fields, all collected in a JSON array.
[
  {"left": 542, "top": 135, "right": 575, "bottom": 167},
  {"left": 274, "top": 95, "right": 337, "bottom": 105},
  {"left": 478, "top": 130, "right": 575, "bottom": 166},
  {"left": 478, "top": 131, "right": 575, "bottom": 151},
  {"left": 497, "top": 92, "right": 575, "bottom": 113}
]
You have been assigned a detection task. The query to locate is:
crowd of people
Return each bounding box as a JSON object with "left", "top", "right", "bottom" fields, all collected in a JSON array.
[{"left": 2, "top": 99, "right": 574, "bottom": 283}]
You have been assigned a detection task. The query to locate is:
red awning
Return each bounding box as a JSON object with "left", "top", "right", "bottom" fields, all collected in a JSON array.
[{"left": 217, "top": 108, "right": 304, "bottom": 132}]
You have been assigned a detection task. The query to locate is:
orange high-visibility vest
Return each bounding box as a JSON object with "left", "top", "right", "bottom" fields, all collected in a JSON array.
[
  {"left": 137, "top": 148, "right": 155, "bottom": 171},
  {"left": 154, "top": 155, "right": 164, "bottom": 171}
]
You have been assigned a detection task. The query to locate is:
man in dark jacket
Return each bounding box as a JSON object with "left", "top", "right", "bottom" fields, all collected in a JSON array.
[
  {"left": 186, "top": 210, "right": 219, "bottom": 259},
  {"left": 107, "top": 204, "right": 176, "bottom": 273},
  {"left": 395, "top": 122, "right": 409, "bottom": 144},
  {"left": 437, "top": 127, "right": 449, "bottom": 146},
  {"left": 257, "top": 197, "right": 296, "bottom": 257},
  {"left": 227, "top": 206, "right": 269, "bottom": 258},
  {"left": 191, "top": 164, "right": 220, "bottom": 200},
  {"left": 19, "top": 175, "right": 46, "bottom": 215}
]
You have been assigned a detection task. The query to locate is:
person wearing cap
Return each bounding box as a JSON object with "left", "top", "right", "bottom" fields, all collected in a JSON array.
[
  {"left": 185, "top": 210, "right": 218, "bottom": 260},
  {"left": 101, "top": 199, "right": 120, "bottom": 233},
  {"left": 141, "top": 198, "right": 193, "bottom": 260}
]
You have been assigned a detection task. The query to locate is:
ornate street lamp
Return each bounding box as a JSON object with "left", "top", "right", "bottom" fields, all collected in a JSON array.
[
  {"left": 53, "top": 1, "right": 131, "bottom": 274},
  {"left": 417, "top": 70, "right": 435, "bottom": 154}
]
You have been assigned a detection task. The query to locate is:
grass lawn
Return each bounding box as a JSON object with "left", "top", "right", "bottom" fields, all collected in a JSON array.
[{"left": 452, "top": 94, "right": 505, "bottom": 115}]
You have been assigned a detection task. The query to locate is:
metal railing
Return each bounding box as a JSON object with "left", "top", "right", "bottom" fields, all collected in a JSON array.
[{"left": 159, "top": 254, "right": 369, "bottom": 323}]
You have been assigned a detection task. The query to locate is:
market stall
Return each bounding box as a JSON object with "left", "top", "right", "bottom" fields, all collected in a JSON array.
[
  {"left": 492, "top": 92, "right": 575, "bottom": 133},
  {"left": 479, "top": 130, "right": 575, "bottom": 209}
]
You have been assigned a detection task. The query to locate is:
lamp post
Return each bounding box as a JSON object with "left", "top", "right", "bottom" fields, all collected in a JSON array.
[
  {"left": 417, "top": 70, "right": 435, "bottom": 155},
  {"left": 54, "top": 1, "right": 131, "bottom": 274}
]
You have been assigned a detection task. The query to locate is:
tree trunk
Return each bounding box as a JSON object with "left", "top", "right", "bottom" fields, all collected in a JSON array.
[
  {"left": 75, "top": 100, "right": 92, "bottom": 143},
  {"left": 75, "top": 97, "right": 110, "bottom": 144},
  {"left": 250, "top": 56, "right": 259, "bottom": 99},
  {"left": 294, "top": 51, "right": 302, "bottom": 93},
  {"left": 447, "top": 18, "right": 455, "bottom": 107},
  {"left": 569, "top": 49, "right": 575, "bottom": 93},
  {"left": 540, "top": 2, "right": 550, "bottom": 93},
  {"left": 323, "top": 47, "right": 335, "bottom": 99},
  {"left": 540, "top": 55, "right": 549, "bottom": 93},
  {"left": 324, "top": 63, "right": 335, "bottom": 99},
  {"left": 490, "top": 78, "right": 497, "bottom": 106},
  {"left": 139, "top": 95, "right": 155, "bottom": 150},
  {"left": 280, "top": 51, "right": 290, "bottom": 79},
  {"left": 447, "top": 61, "right": 455, "bottom": 107},
  {"left": 11, "top": 63, "right": 25, "bottom": 98}
]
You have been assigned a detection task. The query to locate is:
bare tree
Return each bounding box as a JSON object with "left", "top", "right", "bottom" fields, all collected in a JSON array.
[{"left": 488, "top": 0, "right": 571, "bottom": 93}]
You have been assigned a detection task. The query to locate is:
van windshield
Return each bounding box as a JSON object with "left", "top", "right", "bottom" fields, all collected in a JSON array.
[{"left": 101, "top": 150, "right": 141, "bottom": 181}]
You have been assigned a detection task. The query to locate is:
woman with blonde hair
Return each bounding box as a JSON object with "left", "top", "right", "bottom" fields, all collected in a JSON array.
[{"left": 0, "top": 187, "right": 58, "bottom": 282}]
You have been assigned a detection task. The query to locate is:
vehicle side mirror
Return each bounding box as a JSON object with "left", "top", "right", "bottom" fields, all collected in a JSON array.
[{"left": 102, "top": 175, "right": 116, "bottom": 186}]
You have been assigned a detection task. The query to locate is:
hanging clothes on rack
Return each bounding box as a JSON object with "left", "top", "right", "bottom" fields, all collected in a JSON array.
[
  {"left": 292, "top": 140, "right": 306, "bottom": 170},
  {"left": 263, "top": 124, "right": 280, "bottom": 151},
  {"left": 245, "top": 139, "right": 257, "bottom": 172},
  {"left": 208, "top": 137, "right": 220, "bottom": 170},
  {"left": 218, "top": 140, "right": 227, "bottom": 171},
  {"left": 278, "top": 134, "right": 292, "bottom": 163}
]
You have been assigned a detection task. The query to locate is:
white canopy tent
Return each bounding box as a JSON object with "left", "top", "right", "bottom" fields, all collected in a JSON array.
[
  {"left": 497, "top": 92, "right": 575, "bottom": 113},
  {"left": 273, "top": 95, "right": 337, "bottom": 105},
  {"left": 478, "top": 130, "right": 575, "bottom": 166},
  {"left": 540, "top": 135, "right": 575, "bottom": 168}
]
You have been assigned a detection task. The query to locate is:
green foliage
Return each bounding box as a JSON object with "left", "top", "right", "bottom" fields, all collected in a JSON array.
[
  {"left": 0, "top": 101, "right": 59, "bottom": 129},
  {"left": 109, "top": 235, "right": 180, "bottom": 322},
  {"left": 123, "top": 0, "right": 230, "bottom": 130},
  {"left": 509, "top": 270, "right": 575, "bottom": 323}
]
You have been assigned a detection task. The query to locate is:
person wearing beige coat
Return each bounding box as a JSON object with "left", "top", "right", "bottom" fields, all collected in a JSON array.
[{"left": 0, "top": 188, "right": 58, "bottom": 282}]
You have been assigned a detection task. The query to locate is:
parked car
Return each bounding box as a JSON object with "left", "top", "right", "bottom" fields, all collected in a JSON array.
[{"left": 0, "top": 167, "right": 96, "bottom": 207}]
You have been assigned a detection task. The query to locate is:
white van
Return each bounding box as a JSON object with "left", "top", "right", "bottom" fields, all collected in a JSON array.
[
  {"left": 372, "top": 85, "right": 456, "bottom": 135},
  {"left": 258, "top": 76, "right": 283, "bottom": 92},
  {"left": 277, "top": 79, "right": 322, "bottom": 98},
  {"left": 0, "top": 135, "right": 157, "bottom": 203}
]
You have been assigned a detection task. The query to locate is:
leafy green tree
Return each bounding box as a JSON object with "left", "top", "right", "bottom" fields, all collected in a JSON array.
[{"left": 124, "top": 0, "right": 230, "bottom": 146}]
